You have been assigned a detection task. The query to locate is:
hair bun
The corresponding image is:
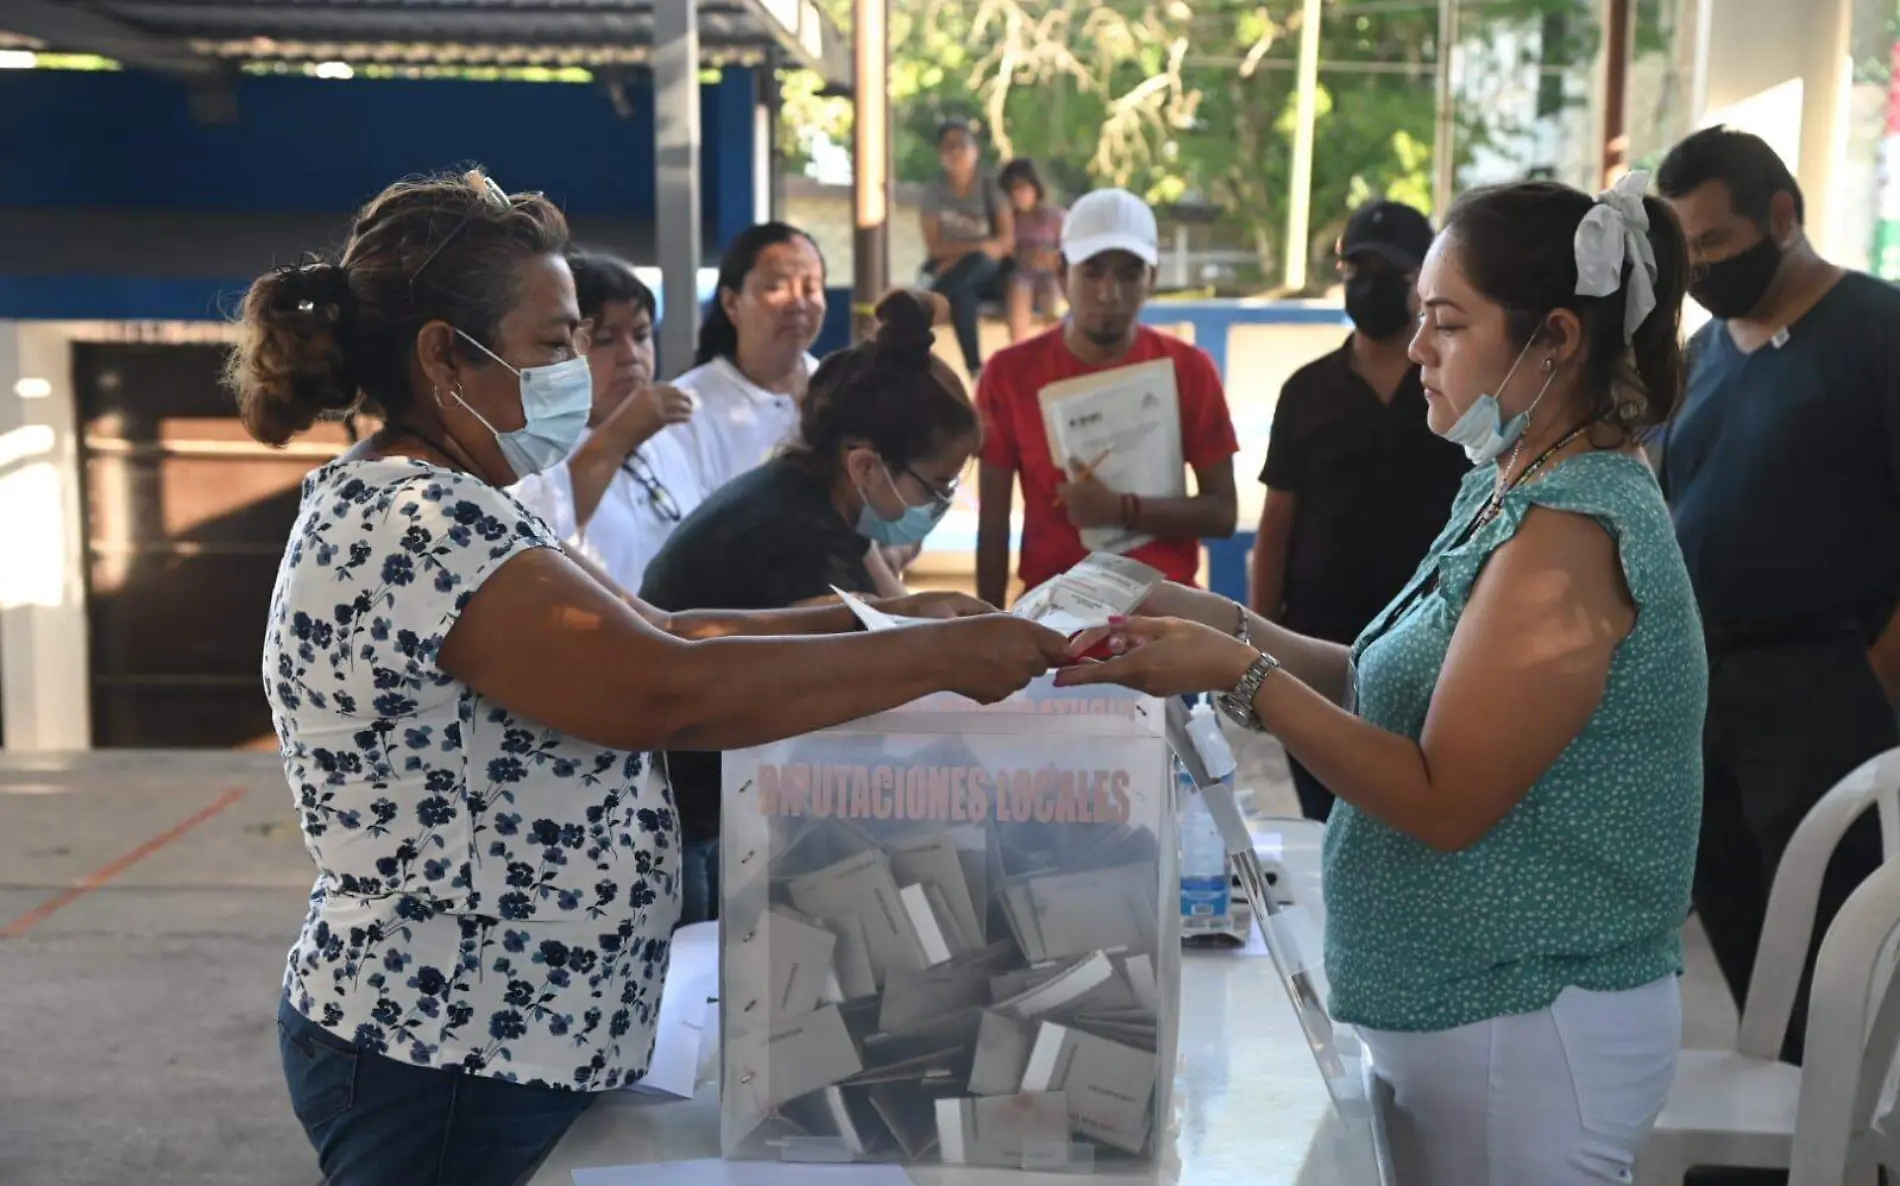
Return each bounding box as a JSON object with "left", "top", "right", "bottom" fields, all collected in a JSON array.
[
  {"left": 270, "top": 259, "right": 353, "bottom": 316},
  {"left": 872, "top": 288, "right": 946, "bottom": 366}
]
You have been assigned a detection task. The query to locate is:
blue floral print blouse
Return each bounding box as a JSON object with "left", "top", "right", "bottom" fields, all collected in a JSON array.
[{"left": 267, "top": 457, "right": 681, "bottom": 1091}]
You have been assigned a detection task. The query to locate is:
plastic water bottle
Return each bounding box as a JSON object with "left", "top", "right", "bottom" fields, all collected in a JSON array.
[{"left": 1178, "top": 757, "right": 1232, "bottom": 936}]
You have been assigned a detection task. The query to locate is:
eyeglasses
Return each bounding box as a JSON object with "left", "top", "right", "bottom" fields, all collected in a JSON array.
[
  {"left": 622, "top": 452, "right": 683, "bottom": 524},
  {"left": 904, "top": 466, "right": 960, "bottom": 512}
]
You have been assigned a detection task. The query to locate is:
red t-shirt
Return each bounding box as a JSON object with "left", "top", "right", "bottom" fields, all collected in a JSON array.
[{"left": 977, "top": 325, "right": 1240, "bottom": 593}]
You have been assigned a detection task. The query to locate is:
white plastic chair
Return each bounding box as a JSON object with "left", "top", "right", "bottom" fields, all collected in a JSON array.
[
  {"left": 1635, "top": 746, "right": 1900, "bottom": 1185},
  {"left": 1788, "top": 855, "right": 1900, "bottom": 1184}
]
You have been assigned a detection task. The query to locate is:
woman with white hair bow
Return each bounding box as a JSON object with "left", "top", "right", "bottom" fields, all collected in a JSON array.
[{"left": 1058, "top": 174, "right": 1703, "bottom": 1184}]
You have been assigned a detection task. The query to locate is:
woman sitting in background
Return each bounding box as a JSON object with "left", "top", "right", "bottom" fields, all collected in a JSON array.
[
  {"left": 510, "top": 251, "right": 700, "bottom": 594},
  {"left": 640, "top": 289, "right": 976, "bottom": 927},
  {"left": 1059, "top": 176, "right": 1705, "bottom": 1186},
  {"left": 234, "top": 170, "right": 1065, "bottom": 1186}
]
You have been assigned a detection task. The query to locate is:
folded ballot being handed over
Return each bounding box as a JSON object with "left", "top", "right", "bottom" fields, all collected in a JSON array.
[{"left": 835, "top": 554, "right": 1161, "bottom": 660}]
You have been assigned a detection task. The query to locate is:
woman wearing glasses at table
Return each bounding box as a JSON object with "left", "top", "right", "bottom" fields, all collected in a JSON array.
[
  {"left": 639, "top": 288, "right": 976, "bottom": 926},
  {"left": 510, "top": 251, "right": 699, "bottom": 593},
  {"left": 234, "top": 171, "right": 1066, "bottom": 1186}
]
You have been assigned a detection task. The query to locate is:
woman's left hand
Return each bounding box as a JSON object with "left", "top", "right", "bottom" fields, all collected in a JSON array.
[
  {"left": 882, "top": 590, "right": 997, "bottom": 620},
  {"left": 1054, "top": 617, "right": 1259, "bottom": 697}
]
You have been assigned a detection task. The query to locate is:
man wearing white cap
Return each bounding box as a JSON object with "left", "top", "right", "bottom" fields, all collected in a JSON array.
[{"left": 975, "top": 188, "right": 1239, "bottom": 607}]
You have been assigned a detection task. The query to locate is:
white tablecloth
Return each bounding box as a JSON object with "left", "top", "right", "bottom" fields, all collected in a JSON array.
[{"left": 531, "top": 820, "right": 1387, "bottom": 1186}]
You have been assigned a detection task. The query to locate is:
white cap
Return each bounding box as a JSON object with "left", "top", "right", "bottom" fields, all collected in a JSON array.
[{"left": 1060, "top": 188, "right": 1159, "bottom": 267}]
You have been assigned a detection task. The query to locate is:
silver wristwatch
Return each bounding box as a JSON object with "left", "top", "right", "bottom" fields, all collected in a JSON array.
[{"left": 1219, "top": 652, "right": 1280, "bottom": 732}]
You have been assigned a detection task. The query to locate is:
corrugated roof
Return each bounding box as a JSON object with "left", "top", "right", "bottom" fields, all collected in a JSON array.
[{"left": 1, "top": 0, "right": 849, "bottom": 84}]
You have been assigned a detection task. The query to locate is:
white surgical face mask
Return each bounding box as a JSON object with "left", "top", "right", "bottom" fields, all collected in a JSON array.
[
  {"left": 450, "top": 329, "right": 592, "bottom": 480},
  {"left": 1438, "top": 334, "right": 1558, "bottom": 464}
]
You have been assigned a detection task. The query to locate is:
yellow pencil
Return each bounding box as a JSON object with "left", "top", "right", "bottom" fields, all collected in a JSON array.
[{"left": 1054, "top": 446, "right": 1114, "bottom": 507}]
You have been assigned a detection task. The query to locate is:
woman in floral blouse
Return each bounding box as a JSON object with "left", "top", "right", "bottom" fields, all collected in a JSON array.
[{"left": 232, "top": 169, "right": 1068, "bottom": 1186}]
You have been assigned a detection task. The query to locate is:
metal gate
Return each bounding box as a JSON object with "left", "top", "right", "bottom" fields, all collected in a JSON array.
[{"left": 73, "top": 342, "right": 352, "bottom": 748}]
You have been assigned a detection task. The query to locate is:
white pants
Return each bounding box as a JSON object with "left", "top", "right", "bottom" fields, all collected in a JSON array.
[{"left": 1359, "top": 975, "right": 1680, "bottom": 1186}]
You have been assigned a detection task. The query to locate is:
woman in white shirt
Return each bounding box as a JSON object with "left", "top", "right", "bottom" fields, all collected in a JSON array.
[
  {"left": 228, "top": 169, "right": 1067, "bottom": 1186},
  {"left": 673, "top": 221, "right": 826, "bottom": 492},
  {"left": 511, "top": 253, "right": 700, "bottom": 593}
]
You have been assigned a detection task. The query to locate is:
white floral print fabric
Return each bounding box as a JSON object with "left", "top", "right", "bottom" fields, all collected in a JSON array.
[{"left": 267, "top": 457, "right": 680, "bottom": 1091}]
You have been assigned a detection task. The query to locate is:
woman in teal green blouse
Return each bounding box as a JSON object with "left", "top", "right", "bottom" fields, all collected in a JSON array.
[{"left": 1060, "top": 176, "right": 1703, "bottom": 1186}]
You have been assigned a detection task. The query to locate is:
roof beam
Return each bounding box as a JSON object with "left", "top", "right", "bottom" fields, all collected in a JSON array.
[
  {"left": 0, "top": 0, "right": 216, "bottom": 75},
  {"left": 730, "top": 0, "right": 850, "bottom": 89}
]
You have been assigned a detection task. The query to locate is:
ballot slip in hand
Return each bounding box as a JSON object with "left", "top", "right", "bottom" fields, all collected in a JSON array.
[
  {"left": 1036, "top": 358, "right": 1184, "bottom": 555},
  {"left": 1013, "top": 553, "right": 1163, "bottom": 642}
]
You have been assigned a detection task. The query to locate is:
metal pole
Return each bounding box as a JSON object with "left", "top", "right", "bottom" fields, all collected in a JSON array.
[
  {"left": 1285, "top": 0, "right": 1324, "bottom": 292},
  {"left": 852, "top": 0, "right": 891, "bottom": 342},
  {"left": 654, "top": 0, "right": 702, "bottom": 379},
  {"left": 1433, "top": 0, "right": 1459, "bottom": 220},
  {"left": 1601, "top": 0, "right": 1631, "bottom": 187}
]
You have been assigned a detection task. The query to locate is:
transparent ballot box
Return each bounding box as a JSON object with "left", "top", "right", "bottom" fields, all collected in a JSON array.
[{"left": 718, "top": 679, "right": 1179, "bottom": 1171}]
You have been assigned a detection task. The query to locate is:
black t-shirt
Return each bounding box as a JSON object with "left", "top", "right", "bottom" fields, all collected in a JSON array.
[
  {"left": 639, "top": 455, "right": 876, "bottom": 842},
  {"left": 1663, "top": 272, "right": 1900, "bottom": 633},
  {"left": 1261, "top": 337, "right": 1470, "bottom": 644}
]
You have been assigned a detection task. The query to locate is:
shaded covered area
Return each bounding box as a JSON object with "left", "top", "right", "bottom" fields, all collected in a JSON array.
[
  {"left": 0, "top": 0, "right": 851, "bottom": 752},
  {"left": 0, "top": 0, "right": 849, "bottom": 364}
]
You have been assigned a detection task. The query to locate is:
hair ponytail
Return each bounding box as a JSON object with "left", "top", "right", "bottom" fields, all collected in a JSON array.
[
  {"left": 1629, "top": 194, "right": 1689, "bottom": 424},
  {"left": 794, "top": 289, "right": 973, "bottom": 474},
  {"left": 1444, "top": 179, "right": 1691, "bottom": 436}
]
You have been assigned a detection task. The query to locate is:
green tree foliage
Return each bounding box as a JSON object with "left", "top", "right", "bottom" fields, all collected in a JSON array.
[{"left": 792, "top": 1, "right": 1626, "bottom": 290}]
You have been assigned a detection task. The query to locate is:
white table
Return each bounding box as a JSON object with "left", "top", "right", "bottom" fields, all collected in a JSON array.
[{"left": 532, "top": 821, "right": 1387, "bottom": 1186}]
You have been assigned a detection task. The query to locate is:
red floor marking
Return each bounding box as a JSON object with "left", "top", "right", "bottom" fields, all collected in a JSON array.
[{"left": 0, "top": 784, "right": 250, "bottom": 939}]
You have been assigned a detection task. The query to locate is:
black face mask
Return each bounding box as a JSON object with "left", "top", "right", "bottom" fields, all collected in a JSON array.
[
  {"left": 1690, "top": 233, "right": 1783, "bottom": 320},
  {"left": 1345, "top": 272, "right": 1414, "bottom": 340}
]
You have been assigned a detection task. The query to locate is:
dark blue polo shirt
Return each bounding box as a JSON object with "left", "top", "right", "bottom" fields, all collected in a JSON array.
[{"left": 1662, "top": 272, "right": 1900, "bottom": 631}]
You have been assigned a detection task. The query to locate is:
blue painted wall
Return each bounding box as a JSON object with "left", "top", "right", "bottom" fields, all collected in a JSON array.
[{"left": 0, "top": 65, "right": 760, "bottom": 319}]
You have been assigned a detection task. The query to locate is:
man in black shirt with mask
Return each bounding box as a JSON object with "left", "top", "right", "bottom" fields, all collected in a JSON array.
[
  {"left": 1658, "top": 126, "right": 1900, "bottom": 1069},
  {"left": 1253, "top": 200, "right": 1468, "bottom": 820}
]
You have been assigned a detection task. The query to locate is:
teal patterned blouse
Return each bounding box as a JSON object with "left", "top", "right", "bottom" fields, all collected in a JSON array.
[{"left": 1322, "top": 450, "right": 1706, "bottom": 1033}]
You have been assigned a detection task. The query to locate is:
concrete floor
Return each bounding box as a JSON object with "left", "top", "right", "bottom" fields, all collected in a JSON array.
[{"left": 0, "top": 743, "right": 1739, "bottom": 1186}]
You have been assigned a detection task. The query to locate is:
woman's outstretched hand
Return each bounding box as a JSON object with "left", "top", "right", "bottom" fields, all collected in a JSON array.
[
  {"left": 1054, "top": 616, "right": 1259, "bottom": 698},
  {"left": 883, "top": 590, "right": 995, "bottom": 620}
]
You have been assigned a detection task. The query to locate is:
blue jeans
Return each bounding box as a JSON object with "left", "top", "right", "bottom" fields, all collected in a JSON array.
[
  {"left": 927, "top": 252, "right": 1003, "bottom": 375},
  {"left": 277, "top": 996, "right": 594, "bottom": 1186},
  {"left": 677, "top": 837, "right": 720, "bottom": 927}
]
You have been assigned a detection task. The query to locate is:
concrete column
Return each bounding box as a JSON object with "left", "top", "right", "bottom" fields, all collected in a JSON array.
[
  {"left": 852, "top": 0, "right": 891, "bottom": 342},
  {"left": 1698, "top": 0, "right": 1855, "bottom": 255},
  {"left": 654, "top": 1, "right": 702, "bottom": 379},
  {"left": 0, "top": 321, "right": 91, "bottom": 751}
]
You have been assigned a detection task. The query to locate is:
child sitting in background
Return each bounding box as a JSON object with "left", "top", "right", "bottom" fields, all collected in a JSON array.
[{"left": 1000, "top": 158, "right": 1066, "bottom": 343}]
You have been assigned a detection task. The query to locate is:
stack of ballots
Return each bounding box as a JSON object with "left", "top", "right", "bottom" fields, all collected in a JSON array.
[{"left": 717, "top": 571, "right": 1178, "bottom": 1170}]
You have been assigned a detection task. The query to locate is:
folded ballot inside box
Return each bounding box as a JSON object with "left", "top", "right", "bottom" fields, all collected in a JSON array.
[{"left": 719, "top": 676, "right": 1177, "bottom": 1170}]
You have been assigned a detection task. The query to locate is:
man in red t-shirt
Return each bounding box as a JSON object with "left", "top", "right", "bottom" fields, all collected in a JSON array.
[{"left": 975, "top": 187, "right": 1239, "bottom": 606}]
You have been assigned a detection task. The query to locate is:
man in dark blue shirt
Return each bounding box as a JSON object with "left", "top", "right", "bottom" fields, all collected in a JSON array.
[{"left": 1659, "top": 127, "right": 1900, "bottom": 1066}]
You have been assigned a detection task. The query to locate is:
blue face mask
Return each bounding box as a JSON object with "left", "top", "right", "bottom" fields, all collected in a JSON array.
[
  {"left": 856, "top": 463, "right": 952, "bottom": 547},
  {"left": 1438, "top": 334, "right": 1558, "bottom": 464},
  {"left": 450, "top": 329, "right": 593, "bottom": 481}
]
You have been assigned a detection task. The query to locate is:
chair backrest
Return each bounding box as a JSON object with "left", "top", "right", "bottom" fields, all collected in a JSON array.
[
  {"left": 1788, "top": 857, "right": 1900, "bottom": 1184},
  {"left": 1737, "top": 747, "right": 1900, "bottom": 1061}
]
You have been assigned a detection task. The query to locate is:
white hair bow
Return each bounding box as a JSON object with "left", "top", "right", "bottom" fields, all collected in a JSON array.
[{"left": 1574, "top": 169, "right": 1658, "bottom": 341}]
